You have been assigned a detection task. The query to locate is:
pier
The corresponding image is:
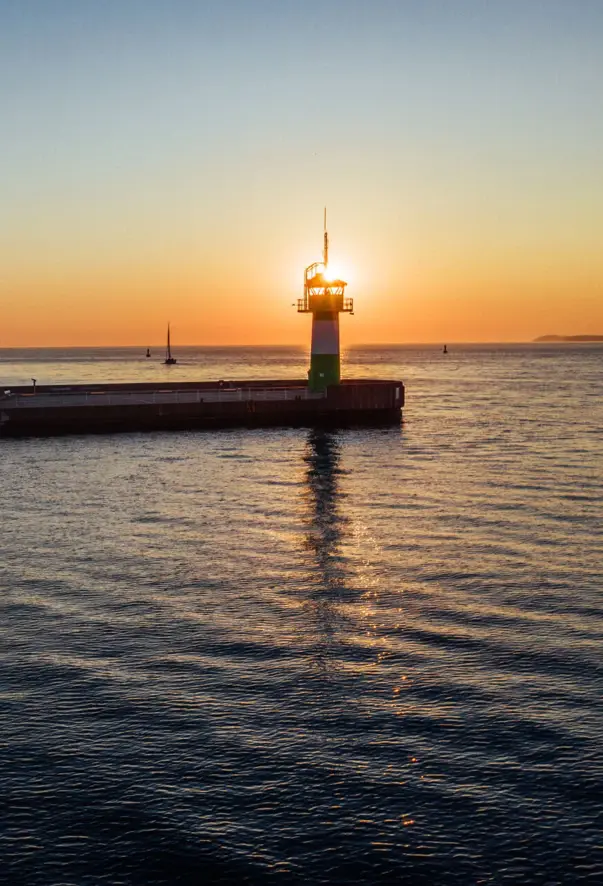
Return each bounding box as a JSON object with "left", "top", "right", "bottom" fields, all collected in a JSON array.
[
  {"left": 0, "top": 218, "right": 404, "bottom": 437},
  {"left": 0, "top": 379, "right": 403, "bottom": 436}
]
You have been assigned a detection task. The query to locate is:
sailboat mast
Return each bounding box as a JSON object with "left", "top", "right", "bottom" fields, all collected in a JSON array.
[{"left": 163, "top": 321, "right": 177, "bottom": 364}]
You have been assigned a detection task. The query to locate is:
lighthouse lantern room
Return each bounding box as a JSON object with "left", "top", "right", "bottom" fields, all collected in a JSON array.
[{"left": 297, "top": 211, "right": 353, "bottom": 391}]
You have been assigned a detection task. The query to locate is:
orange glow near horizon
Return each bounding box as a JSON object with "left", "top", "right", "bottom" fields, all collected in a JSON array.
[
  {"left": 2, "top": 219, "right": 602, "bottom": 347},
  {"left": 3, "top": 151, "right": 602, "bottom": 348},
  {"left": 2, "top": 250, "right": 603, "bottom": 348}
]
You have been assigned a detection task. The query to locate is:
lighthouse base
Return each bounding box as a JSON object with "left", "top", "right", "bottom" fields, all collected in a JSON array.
[{"left": 308, "top": 354, "right": 340, "bottom": 391}]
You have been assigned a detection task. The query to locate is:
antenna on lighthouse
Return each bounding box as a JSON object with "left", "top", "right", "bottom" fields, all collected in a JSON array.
[{"left": 323, "top": 207, "right": 329, "bottom": 269}]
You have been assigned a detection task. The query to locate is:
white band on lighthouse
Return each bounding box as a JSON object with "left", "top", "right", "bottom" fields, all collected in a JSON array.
[{"left": 311, "top": 318, "right": 340, "bottom": 355}]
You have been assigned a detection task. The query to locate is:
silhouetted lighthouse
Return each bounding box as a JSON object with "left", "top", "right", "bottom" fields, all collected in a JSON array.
[{"left": 297, "top": 211, "right": 353, "bottom": 391}]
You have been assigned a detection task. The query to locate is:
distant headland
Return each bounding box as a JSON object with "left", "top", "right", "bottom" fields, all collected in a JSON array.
[{"left": 534, "top": 335, "right": 603, "bottom": 342}]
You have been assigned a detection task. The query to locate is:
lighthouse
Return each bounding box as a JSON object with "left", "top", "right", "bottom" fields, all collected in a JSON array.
[{"left": 298, "top": 211, "right": 353, "bottom": 391}]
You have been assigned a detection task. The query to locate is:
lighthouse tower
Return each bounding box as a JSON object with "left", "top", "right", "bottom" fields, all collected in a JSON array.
[{"left": 298, "top": 211, "right": 353, "bottom": 391}]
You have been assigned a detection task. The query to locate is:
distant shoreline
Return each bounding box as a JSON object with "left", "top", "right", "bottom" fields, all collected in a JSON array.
[{"left": 534, "top": 335, "right": 603, "bottom": 342}]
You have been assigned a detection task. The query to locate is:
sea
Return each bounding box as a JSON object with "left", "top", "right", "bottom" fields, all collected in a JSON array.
[{"left": 1, "top": 343, "right": 602, "bottom": 885}]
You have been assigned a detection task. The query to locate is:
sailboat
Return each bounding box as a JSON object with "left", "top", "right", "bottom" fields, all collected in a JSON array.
[{"left": 164, "top": 324, "right": 177, "bottom": 365}]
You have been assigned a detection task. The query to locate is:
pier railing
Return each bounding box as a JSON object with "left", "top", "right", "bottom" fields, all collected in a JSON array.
[{"left": 3, "top": 387, "right": 327, "bottom": 410}]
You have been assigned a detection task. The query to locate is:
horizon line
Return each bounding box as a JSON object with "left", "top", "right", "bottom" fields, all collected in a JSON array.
[{"left": 1, "top": 339, "right": 599, "bottom": 350}]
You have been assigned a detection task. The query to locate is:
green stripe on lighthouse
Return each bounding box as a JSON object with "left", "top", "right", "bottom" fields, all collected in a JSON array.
[{"left": 309, "top": 353, "right": 340, "bottom": 391}]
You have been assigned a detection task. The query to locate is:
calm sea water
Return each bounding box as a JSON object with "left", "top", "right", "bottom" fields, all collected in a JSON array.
[{"left": 1, "top": 344, "right": 602, "bottom": 885}]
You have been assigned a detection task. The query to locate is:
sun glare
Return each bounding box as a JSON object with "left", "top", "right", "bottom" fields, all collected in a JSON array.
[{"left": 324, "top": 264, "right": 347, "bottom": 283}]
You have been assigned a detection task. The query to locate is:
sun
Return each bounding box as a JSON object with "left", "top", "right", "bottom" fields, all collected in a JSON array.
[{"left": 323, "top": 263, "right": 346, "bottom": 283}]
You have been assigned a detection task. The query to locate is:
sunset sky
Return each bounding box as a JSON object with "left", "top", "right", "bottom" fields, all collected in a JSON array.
[{"left": 1, "top": 0, "right": 602, "bottom": 346}]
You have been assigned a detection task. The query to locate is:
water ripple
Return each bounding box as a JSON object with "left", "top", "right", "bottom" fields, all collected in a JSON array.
[{"left": 1, "top": 345, "right": 602, "bottom": 883}]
